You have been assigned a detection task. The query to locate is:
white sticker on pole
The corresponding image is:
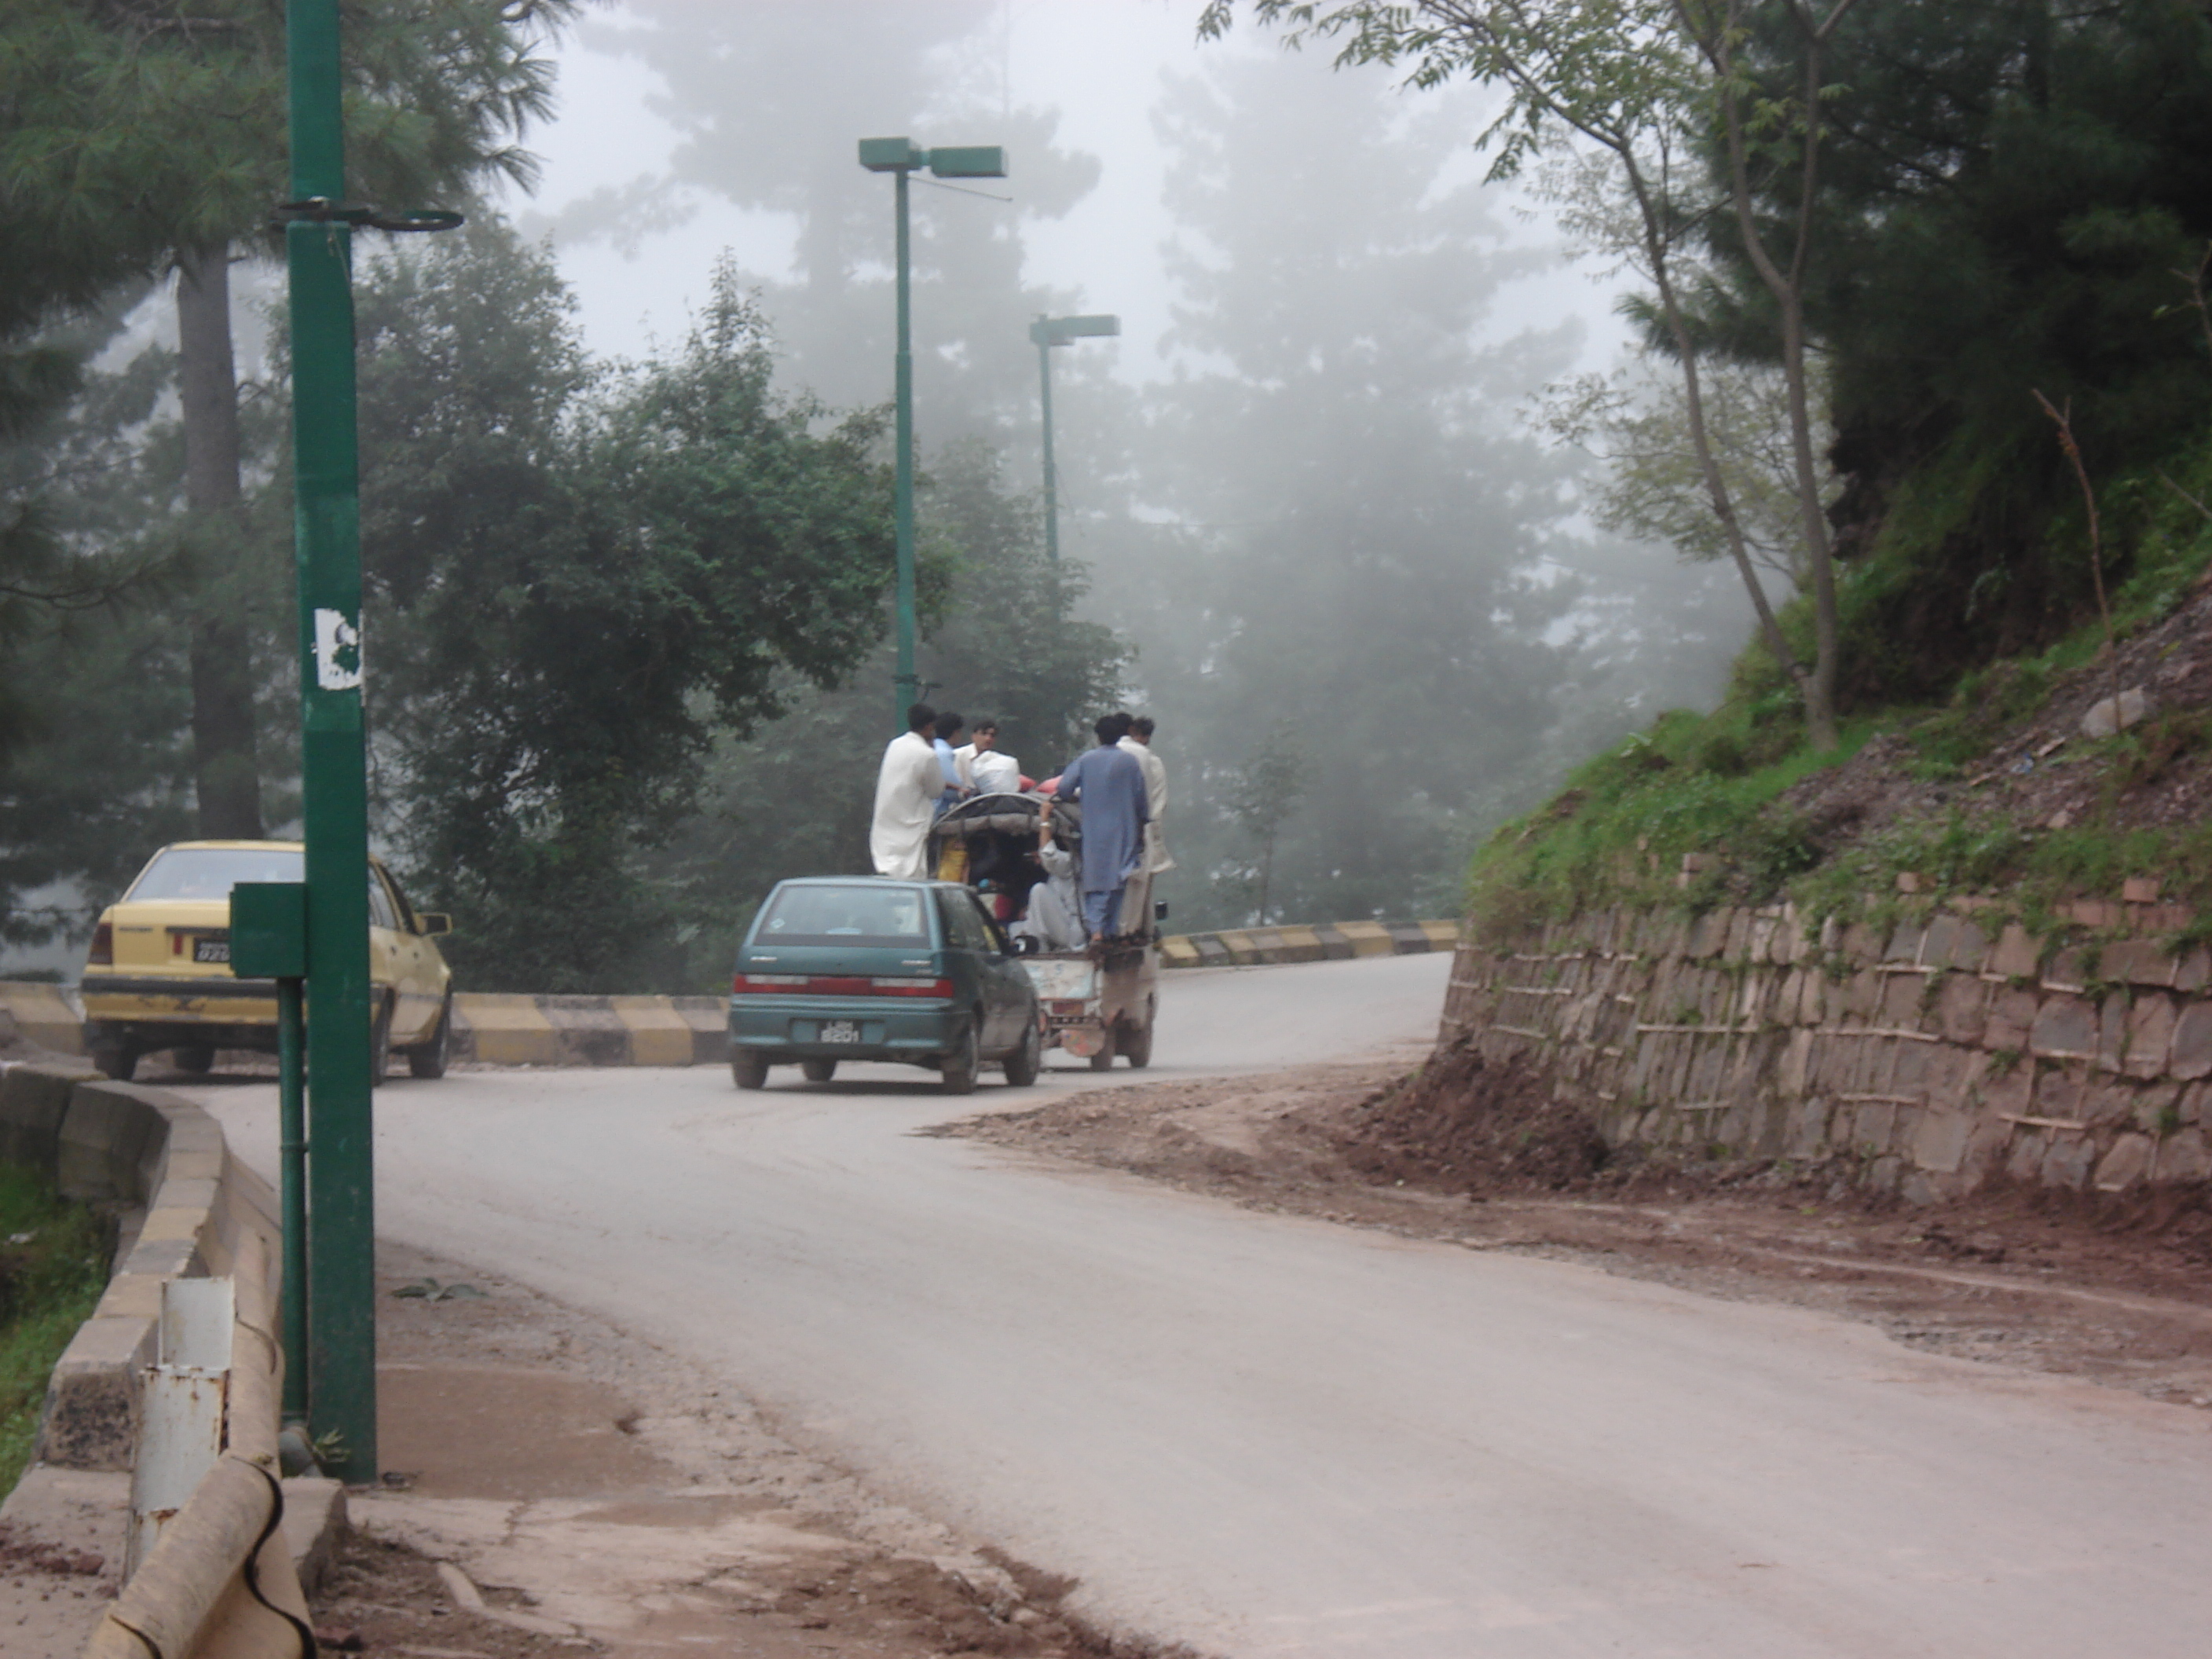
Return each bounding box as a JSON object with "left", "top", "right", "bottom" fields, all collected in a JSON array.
[{"left": 313, "top": 608, "right": 362, "bottom": 691}]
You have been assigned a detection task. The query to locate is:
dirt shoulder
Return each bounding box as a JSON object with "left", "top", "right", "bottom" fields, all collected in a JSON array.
[
  {"left": 317, "top": 1240, "right": 1196, "bottom": 1659},
  {"left": 936, "top": 1055, "right": 2212, "bottom": 1409}
]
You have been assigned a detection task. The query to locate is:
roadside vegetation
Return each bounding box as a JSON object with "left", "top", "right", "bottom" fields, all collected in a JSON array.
[
  {"left": 1468, "top": 434, "right": 2212, "bottom": 942},
  {"left": 0, "top": 1164, "right": 108, "bottom": 1495},
  {"left": 1205, "top": 1, "right": 2212, "bottom": 943}
]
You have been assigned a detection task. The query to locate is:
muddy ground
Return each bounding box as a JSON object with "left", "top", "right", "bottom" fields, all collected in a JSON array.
[
  {"left": 314, "top": 1241, "right": 1196, "bottom": 1659},
  {"left": 940, "top": 1050, "right": 2212, "bottom": 1409}
]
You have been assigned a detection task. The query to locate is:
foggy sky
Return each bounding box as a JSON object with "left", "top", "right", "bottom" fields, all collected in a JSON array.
[{"left": 508, "top": 0, "right": 1637, "bottom": 395}]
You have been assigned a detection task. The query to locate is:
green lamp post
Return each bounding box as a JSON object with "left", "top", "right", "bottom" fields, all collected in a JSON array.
[
  {"left": 280, "top": 0, "right": 460, "bottom": 1474},
  {"left": 858, "top": 137, "right": 1007, "bottom": 731},
  {"left": 1028, "top": 314, "right": 1119, "bottom": 566}
]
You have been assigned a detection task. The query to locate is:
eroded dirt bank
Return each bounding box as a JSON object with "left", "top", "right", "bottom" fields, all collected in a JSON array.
[{"left": 939, "top": 1049, "right": 2212, "bottom": 1408}]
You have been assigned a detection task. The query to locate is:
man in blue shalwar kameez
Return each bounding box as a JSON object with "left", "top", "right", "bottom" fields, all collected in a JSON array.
[{"left": 1054, "top": 713, "right": 1149, "bottom": 942}]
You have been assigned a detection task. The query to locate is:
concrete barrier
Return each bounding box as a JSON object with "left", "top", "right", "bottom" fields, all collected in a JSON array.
[
  {"left": 1, "top": 1063, "right": 308, "bottom": 1657},
  {"left": 0, "top": 924, "right": 1458, "bottom": 1075},
  {"left": 1157, "top": 917, "right": 1460, "bottom": 970}
]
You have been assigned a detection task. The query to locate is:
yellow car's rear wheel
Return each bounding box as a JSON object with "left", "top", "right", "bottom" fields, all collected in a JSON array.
[{"left": 368, "top": 995, "right": 393, "bottom": 1088}]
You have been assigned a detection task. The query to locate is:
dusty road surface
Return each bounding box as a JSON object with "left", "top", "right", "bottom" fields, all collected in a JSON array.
[{"left": 181, "top": 953, "right": 2212, "bottom": 1657}]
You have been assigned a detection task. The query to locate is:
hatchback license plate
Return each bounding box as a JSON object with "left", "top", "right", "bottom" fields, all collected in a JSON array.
[
  {"left": 193, "top": 939, "right": 229, "bottom": 964},
  {"left": 820, "top": 1020, "right": 862, "bottom": 1044}
]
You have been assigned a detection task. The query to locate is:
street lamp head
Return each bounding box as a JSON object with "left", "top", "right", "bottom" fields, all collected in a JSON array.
[
  {"left": 926, "top": 145, "right": 1008, "bottom": 179},
  {"left": 858, "top": 137, "right": 927, "bottom": 172},
  {"left": 1031, "top": 313, "right": 1122, "bottom": 348}
]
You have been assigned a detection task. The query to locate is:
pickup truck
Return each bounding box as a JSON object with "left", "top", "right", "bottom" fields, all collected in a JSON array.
[{"left": 930, "top": 793, "right": 1159, "bottom": 1070}]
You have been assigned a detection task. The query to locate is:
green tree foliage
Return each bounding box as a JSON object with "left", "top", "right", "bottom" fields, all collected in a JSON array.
[
  {"left": 1777, "top": 0, "right": 2212, "bottom": 698},
  {"left": 348, "top": 228, "right": 900, "bottom": 992},
  {"left": 1222, "top": 723, "right": 1309, "bottom": 926},
  {"left": 1201, "top": 0, "right": 1858, "bottom": 749},
  {"left": 1538, "top": 360, "right": 1833, "bottom": 593},
  {"left": 1090, "top": 51, "right": 1587, "bottom": 928},
  {"left": 639, "top": 440, "right": 1133, "bottom": 988},
  {"left": 2, "top": 0, "right": 576, "bottom": 833}
]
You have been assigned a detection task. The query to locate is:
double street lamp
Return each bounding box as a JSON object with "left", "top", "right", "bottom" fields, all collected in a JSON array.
[
  {"left": 1029, "top": 313, "right": 1119, "bottom": 566},
  {"left": 858, "top": 137, "right": 1006, "bottom": 729}
]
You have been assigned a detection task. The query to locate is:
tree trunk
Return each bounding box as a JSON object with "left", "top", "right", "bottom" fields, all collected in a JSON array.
[{"left": 176, "top": 245, "right": 265, "bottom": 839}]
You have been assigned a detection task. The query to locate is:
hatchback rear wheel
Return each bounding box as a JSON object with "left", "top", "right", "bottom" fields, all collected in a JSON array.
[
  {"left": 800, "top": 1058, "right": 837, "bottom": 1083},
  {"left": 939, "top": 1021, "right": 980, "bottom": 1095},
  {"left": 731, "top": 1047, "right": 769, "bottom": 1090}
]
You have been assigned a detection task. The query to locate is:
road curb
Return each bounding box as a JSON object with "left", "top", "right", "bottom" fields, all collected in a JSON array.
[
  {"left": 1159, "top": 917, "right": 1459, "bottom": 970},
  {"left": 0, "top": 925, "right": 1457, "bottom": 1074},
  {"left": 1, "top": 1062, "right": 308, "bottom": 1658}
]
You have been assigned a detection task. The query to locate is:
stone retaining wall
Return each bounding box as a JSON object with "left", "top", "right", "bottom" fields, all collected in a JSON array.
[{"left": 1441, "top": 900, "right": 2212, "bottom": 1200}]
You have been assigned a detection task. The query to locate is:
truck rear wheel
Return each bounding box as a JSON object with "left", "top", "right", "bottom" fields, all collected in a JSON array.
[
  {"left": 1087, "top": 1026, "right": 1116, "bottom": 1071},
  {"left": 1119, "top": 1013, "right": 1152, "bottom": 1069}
]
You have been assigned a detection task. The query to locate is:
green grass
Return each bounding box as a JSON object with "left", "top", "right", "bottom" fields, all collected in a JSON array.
[
  {"left": 0, "top": 1165, "right": 110, "bottom": 1496},
  {"left": 1465, "top": 427, "right": 2212, "bottom": 943},
  {"left": 1464, "top": 699, "right": 1881, "bottom": 941}
]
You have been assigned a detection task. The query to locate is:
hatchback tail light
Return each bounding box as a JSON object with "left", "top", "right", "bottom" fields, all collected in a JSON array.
[
  {"left": 87, "top": 921, "right": 113, "bottom": 967},
  {"left": 733, "top": 972, "right": 806, "bottom": 992},
  {"left": 731, "top": 973, "right": 951, "bottom": 998}
]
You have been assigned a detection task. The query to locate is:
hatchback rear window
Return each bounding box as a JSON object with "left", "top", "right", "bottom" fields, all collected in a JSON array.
[
  {"left": 754, "top": 884, "right": 933, "bottom": 947},
  {"left": 127, "top": 848, "right": 305, "bottom": 901}
]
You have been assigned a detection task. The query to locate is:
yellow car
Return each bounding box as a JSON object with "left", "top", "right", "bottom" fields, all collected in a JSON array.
[{"left": 79, "top": 840, "right": 455, "bottom": 1083}]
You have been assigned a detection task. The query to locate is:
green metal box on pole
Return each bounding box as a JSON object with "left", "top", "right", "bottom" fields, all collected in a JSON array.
[{"left": 230, "top": 881, "right": 310, "bottom": 1425}]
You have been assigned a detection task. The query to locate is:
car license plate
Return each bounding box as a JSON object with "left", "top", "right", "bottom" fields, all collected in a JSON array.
[
  {"left": 193, "top": 939, "right": 229, "bottom": 964},
  {"left": 820, "top": 1020, "right": 862, "bottom": 1044}
]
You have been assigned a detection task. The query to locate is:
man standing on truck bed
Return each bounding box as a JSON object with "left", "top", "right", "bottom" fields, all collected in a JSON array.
[
  {"left": 871, "top": 704, "right": 944, "bottom": 879},
  {"left": 1119, "top": 715, "right": 1174, "bottom": 874},
  {"left": 1055, "top": 713, "right": 1148, "bottom": 942}
]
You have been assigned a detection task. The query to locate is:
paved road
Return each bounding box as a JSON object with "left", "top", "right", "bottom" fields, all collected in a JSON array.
[{"left": 186, "top": 954, "right": 2212, "bottom": 1657}]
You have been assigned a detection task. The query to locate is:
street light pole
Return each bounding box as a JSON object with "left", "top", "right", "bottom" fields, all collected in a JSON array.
[
  {"left": 1035, "top": 330, "right": 1058, "bottom": 566},
  {"left": 892, "top": 161, "right": 917, "bottom": 722},
  {"left": 1027, "top": 314, "right": 1119, "bottom": 566},
  {"left": 859, "top": 137, "right": 1007, "bottom": 731},
  {"left": 284, "top": 0, "right": 377, "bottom": 1477}
]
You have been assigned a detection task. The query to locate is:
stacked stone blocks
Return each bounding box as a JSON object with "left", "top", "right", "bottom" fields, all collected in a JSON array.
[{"left": 1439, "top": 899, "right": 2212, "bottom": 1201}]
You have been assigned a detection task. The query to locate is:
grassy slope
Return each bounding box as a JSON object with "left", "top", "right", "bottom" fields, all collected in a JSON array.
[
  {"left": 1468, "top": 438, "right": 2212, "bottom": 947},
  {"left": 0, "top": 1164, "right": 109, "bottom": 1494}
]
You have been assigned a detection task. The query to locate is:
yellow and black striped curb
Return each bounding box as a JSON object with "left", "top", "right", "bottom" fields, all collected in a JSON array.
[
  {"left": 1159, "top": 918, "right": 1460, "bottom": 969},
  {"left": 0, "top": 924, "right": 1461, "bottom": 1071},
  {"left": 0, "top": 984, "right": 728, "bottom": 1072}
]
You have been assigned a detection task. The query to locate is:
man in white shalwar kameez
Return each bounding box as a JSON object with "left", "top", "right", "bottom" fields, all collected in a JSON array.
[
  {"left": 1119, "top": 716, "right": 1175, "bottom": 873},
  {"left": 871, "top": 704, "right": 945, "bottom": 879}
]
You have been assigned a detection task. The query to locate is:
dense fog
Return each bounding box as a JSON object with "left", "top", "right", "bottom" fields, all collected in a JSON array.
[{"left": 524, "top": 1, "right": 1752, "bottom": 933}]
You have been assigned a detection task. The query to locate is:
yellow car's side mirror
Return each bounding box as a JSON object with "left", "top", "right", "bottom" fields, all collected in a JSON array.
[{"left": 416, "top": 913, "right": 454, "bottom": 938}]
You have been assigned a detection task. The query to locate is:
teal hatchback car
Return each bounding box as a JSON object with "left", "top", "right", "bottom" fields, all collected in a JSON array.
[{"left": 728, "top": 877, "right": 1043, "bottom": 1093}]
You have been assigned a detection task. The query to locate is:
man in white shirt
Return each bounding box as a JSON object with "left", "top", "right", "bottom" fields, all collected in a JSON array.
[
  {"left": 1119, "top": 715, "right": 1174, "bottom": 873},
  {"left": 871, "top": 704, "right": 945, "bottom": 879},
  {"left": 959, "top": 719, "right": 1024, "bottom": 795}
]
